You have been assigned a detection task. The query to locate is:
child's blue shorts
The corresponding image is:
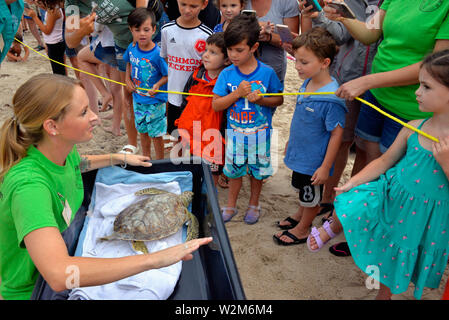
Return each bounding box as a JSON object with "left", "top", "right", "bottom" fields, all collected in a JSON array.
[
  {"left": 133, "top": 100, "right": 167, "bottom": 137},
  {"left": 223, "top": 130, "right": 273, "bottom": 181}
]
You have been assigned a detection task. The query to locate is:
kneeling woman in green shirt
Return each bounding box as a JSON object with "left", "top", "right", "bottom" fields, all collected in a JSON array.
[{"left": 0, "top": 74, "right": 212, "bottom": 300}]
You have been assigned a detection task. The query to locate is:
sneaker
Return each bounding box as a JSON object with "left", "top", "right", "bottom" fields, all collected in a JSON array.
[{"left": 34, "top": 45, "right": 45, "bottom": 51}]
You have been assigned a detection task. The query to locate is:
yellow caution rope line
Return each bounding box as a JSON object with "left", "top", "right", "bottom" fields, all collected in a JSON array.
[{"left": 15, "top": 38, "right": 438, "bottom": 143}]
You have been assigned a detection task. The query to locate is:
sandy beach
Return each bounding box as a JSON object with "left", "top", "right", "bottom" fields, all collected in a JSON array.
[{"left": 0, "top": 32, "right": 447, "bottom": 300}]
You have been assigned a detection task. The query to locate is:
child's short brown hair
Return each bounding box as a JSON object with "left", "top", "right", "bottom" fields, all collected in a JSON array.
[
  {"left": 292, "top": 27, "right": 337, "bottom": 64},
  {"left": 207, "top": 32, "right": 228, "bottom": 58}
]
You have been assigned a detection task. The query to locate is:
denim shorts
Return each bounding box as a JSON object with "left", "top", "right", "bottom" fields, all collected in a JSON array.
[
  {"left": 355, "top": 90, "right": 407, "bottom": 153},
  {"left": 91, "top": 42, "right": 117, "bottom": 67},
  {"left": 114, "top": 44, "right": 128, "bottom": 72}
]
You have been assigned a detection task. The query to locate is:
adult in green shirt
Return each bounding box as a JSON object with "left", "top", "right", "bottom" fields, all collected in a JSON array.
[
  {"left": 0, "top": 74, "right": 212, "bottom": 300},
  {"left": 324, "top": 0, "right": 449, "bottom": 161}
]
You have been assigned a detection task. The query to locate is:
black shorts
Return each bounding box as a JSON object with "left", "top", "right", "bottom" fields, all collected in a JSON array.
[
  {"left": 291, "top": 171, "right": 323, "bottom": 207},
  {"left": 167, "top": 102, "right": 183, "bottom": 135}
]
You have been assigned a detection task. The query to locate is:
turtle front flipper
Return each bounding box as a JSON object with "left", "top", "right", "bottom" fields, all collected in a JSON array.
[
  {"left": 132, "top": 241, "right": 149, "bottom": 254},
  {"left": 185, "top": 211, "right": 199, "bottom": 241},
  {"left": 134, "top": 187, "right": 170, "bottom": 197}
]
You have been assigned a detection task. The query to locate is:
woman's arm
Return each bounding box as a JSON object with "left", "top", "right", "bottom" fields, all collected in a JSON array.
[
  {"left": 24, "top": 226, "right": 212, "bottom": 292},
  {"left": 79, "top": 154, "right": 151, "bottom": 173},
  {"left": 323, "top": 2, "right": 385, "bottom": 45},
  {"left": 65, "top": 13, "right": 95, "bottom": 48},
  {"left": 336, "top": 39, "right": 449, "bottom": 100}
]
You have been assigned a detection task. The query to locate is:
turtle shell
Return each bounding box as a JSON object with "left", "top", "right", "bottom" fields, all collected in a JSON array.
[{"left": 102, "top": 190, "right": 194, "bottom": 241}]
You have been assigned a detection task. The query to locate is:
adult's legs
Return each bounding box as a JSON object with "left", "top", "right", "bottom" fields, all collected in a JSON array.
[
  {"left": 77, "top": 46, "right": 112, "bottom": 114},
  {"left": 25, "top": 19, "right": 44, "bottom": 48}
]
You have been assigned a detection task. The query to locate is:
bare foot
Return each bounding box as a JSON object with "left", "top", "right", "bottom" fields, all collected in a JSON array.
[{"left": 103, "top": 126, "right": 122, "bottom": 136}]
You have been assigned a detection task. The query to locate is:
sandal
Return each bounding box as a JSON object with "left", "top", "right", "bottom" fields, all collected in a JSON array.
[
  {"left": 307, "top": 220, "right": 339, "bottom": 253},
  {"left": 244, "top": 205, "right": 260, "bottom": 224},
  {"left": 221, "top": 207, "right": 238, "bottom": 223},
  {"left": 276, "top": 216, "right": 299, "bottom": 230},
  {"left": 119, "top": 144, "right": 138, "bottom": 154},
  {"left": 273, "top": 230, "right": 307, "bottom": 246},
  {"left": 217, "top": 174, "right": 229, "bottom": 189},
  {"left": 329, "top": 241, "right": 351, "bottom": 257}
]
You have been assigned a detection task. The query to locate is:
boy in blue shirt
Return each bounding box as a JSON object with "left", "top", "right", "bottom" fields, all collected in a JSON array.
[
  {"left": 213, "top": 14, "right": 283, "bottom": 225},
  {"left": 274, "top": 28, "right": 347, "bottom": 246},
  {"left": 124, "top": 8, "right": 168, "bottom": 160}
]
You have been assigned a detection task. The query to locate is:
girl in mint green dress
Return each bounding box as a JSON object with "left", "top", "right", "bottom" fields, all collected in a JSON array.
[{"left": 306, "top": 50, "right": 449, "bottom": 300}]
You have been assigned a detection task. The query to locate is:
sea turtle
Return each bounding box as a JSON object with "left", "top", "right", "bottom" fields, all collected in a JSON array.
[{"left": 100, "top": 188, "right": 198, "bottom": 254}]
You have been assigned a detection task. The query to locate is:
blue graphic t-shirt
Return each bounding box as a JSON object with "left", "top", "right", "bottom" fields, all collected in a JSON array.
[
  {"left": 123, "top": 43, "right": 168, "bottom": 104},
  {"left": 213, "top": 60, "right": 283, "bottom": 134}
]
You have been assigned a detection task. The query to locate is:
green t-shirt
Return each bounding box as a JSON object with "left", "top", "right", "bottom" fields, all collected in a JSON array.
[
  {"left": 0, "top": 145, "right": 83, "bottom": 300},
  {"left": 370, "top": 0, "right": 449, "bottom": 120},
  {"left": 65, "top": 0, "right": 135, "bottom": 49}
]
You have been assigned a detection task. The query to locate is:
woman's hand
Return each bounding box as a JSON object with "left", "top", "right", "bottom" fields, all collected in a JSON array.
[
  {"left": 335, "top": 76, "right": 371, "bottom": 100},
  {"left": 323, "top": 0, "right": 345, "bottom": 21},
  {"left": 148, "top": 237, "right": 213, "bottom": 269},
  {"left": 122, "top": 154, "right": 152, "bottom": 167}
]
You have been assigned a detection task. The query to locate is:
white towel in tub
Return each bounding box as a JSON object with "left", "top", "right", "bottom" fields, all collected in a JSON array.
[{"left": 68, "top": 181, "right": 183, "bottom": 300}]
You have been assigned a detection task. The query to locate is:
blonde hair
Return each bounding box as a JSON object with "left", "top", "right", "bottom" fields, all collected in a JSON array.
[{"left": 0, "top": 74, "right": 81, "bottom": 179}]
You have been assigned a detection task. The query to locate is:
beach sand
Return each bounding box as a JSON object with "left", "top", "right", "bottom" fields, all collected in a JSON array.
[{"left": 0, "top": 32, "right": 447, "bottom": 300}]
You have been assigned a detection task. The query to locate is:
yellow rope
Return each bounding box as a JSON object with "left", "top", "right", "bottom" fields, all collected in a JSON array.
[{"left": 15, "top": 38, "right": 439, "bottom": 143}]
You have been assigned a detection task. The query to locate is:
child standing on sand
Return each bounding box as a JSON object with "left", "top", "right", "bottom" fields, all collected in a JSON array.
[
  {"left": 273, "top": 28, "right": 346, "bottom": 245},
  {"left": 124, "top": 8, "right": 168, "bottom": 159},
  {"left": 307, "top": 49, "right": 449, "bottom": 300},
  {"left": 213, "top": 14, "right": 283, "bottom": 224}
]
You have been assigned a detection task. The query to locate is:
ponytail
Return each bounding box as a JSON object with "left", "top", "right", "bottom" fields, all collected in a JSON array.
[{"left": 0, "top": 74, "right": 81, "bottom": 180}]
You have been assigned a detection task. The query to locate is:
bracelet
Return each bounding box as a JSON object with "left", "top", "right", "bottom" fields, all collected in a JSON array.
[
  {"left": 109, "top": 153, "right": 113, "bottom": 167},
  {"left": 121, "top": 152, "right": 127, "bottom": 169}
]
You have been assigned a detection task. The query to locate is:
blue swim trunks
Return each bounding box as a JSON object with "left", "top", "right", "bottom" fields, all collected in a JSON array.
[
  {"left": 223, "top": 129, "right": 273, "bottom": 180},
  {"left": 133, "top": 101, "right": 167, "bottom": 137}
]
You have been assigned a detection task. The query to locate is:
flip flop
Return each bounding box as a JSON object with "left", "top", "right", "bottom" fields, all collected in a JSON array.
[
  {"left": 273, "top": 230, "right": 307, "bottom": 246},
  {"left": 307, "top": 220, "right": 339, "bottom": 253},
  {"left": 276, "top": 216, "right": 299, "bottom": 230},
  {"left": 221, "top": 207, "right": 238, "bottom": 223},
  {"left": 244, "top": 205, "right": 261, "bottom": 224}
]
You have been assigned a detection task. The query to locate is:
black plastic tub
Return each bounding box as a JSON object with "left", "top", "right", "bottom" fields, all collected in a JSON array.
[{"left": 31, "top": 158, "right": 245, "bottom": 300}]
